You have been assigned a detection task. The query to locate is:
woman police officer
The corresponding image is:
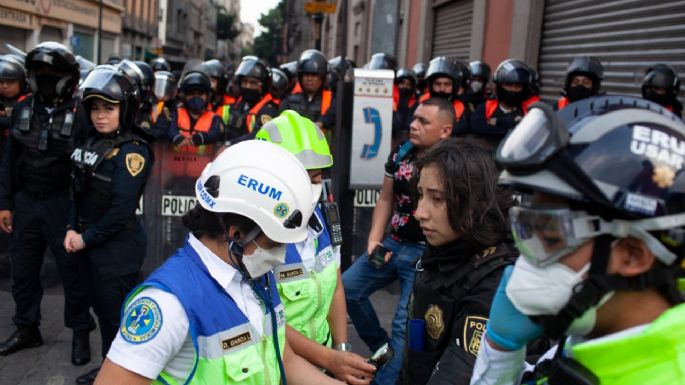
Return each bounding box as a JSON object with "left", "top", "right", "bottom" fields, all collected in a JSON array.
[
  {"left": 256, "top": 110, "right": 377, "bottom": 384},
  {"left": 64, "top": 64, "right": 153, "bottom": 384},
  {"left": 95, "top": 140, "right": 346, "bottom": 385}
]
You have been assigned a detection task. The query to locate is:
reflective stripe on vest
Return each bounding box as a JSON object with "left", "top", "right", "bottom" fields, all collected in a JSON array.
[
  {"left": 570, "top": 302, "right": 685, "bottom": 385},
  {"left": 215, "top": 104, "right": 231, "bottom": 125},
  {"left": 123, "top": 241, "right": 286, "bottom": 385},
  {"left": 275, "top": 207, "right": 338, "bottom": 345},
  {"left": 557, "top": 97, "right": 569, "bottom": 110},
  {"left": 246, "top": 94, "right": 273, "bottom": 133},
  {"left": 177, "top": 107, "right": 214, "bottom": 136}
]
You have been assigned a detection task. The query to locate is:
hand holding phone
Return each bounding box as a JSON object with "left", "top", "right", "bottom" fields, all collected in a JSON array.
[
  {"left": 367, "top": 343, "right": 394, "bottom": 370},
  {"left": 368, "top": 244, "right": 390, "bottom": 269}
]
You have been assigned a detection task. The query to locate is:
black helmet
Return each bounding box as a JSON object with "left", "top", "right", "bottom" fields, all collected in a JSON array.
[
  {"left": 426, "top": 56, "right": 461, "bottom": 91},
  {"left": 412, "top": 62, "right": 427, "bottom": 79},
  {"left": 642, "top": 64, "right": 681, "bottom": 99},
  {"left": 328, "top": 56, "right": 356, "bottom": 73},
  {"left": 297, "top": 49, "right": 328, "bottom": 77},
  {"left": 235, "top": 56, "right": 271, "bottom": 94},
  {"left": 153, "top": 70, "right": 178, "bottom": 101},
  {"left": 395, "top": 68, "right": 417, "bottom": 86},
  {"left": 529, "top": 66, "right": 541, "bottom": 96},
  {"left": 454, "top": 60, "right": 471, "bottom": 90},
  {"left": 179, "top": 70, "right": 212, "bottom": 94},
  {"left": 25, "top": 42, "right": 79, "bottom": 103},
  {"left": 202, "top": 59, "right": 229, "bottom": 96},
  {"left": 497, "top": 95, "right": 685, "bottom": 338},
  {"left": 134, "top": 61, "right": 154, "bottom": 94},
  {"left": 493, "top": 59, "right": 532, "bottom": 104},
  {"left": 270, "top": 68, "right": 289, "bottom": 100},
  {"left": 0, "top": 54, "right": 26, "bottom": 81},
  {"left": 150, "top": 57, "right": 171, "bottom": 72},
  {"left": 469, "top": 60, "right": 491, "bottom": 81},
  {"left": 80, "top": 65, "right": 137, "bottom": 127},
  {"left": 564, "top": 56, "right": 604, "bottom": 94},
  {"left": 117, "top": 59, "right": 146, "bottom": 103},
  {"left": 366, "top": 53, "right": 398, "bottom": 71},
  {"left": 280, "top": 61, "right": 298, "bottom": 90}
]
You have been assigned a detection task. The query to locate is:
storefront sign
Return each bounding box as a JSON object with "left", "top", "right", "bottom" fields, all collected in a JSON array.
[
  {"left": 3, "top": 0, "right": 121, "bottom": 33},
  {"left": 0, "top": 5, "right": 36, "bottom": 29}
]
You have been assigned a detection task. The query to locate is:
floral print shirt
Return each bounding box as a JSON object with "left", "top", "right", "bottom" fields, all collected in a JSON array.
[{"left": 384, "top": 142, "right": 426, "bottom": 244}]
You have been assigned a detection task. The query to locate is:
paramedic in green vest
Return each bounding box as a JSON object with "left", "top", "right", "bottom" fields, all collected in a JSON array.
[
  {"left": 470, "top": 95, "right": 685, "bottom": 385},
  {"left": 94, "top": 140, "right": 345, "bottom": 385},
  {"left": 256, "top": 110, "right": 377, "bottom": 384}
]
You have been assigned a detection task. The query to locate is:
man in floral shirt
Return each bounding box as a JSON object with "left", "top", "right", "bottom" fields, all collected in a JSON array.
[{"left": 343, "top": 97, "right": 454, "bottom": 385}]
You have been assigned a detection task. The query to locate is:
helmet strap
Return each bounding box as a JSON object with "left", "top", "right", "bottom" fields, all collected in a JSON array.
[{"left": 217, "top": 215, "right": 261, "bottom": 281}]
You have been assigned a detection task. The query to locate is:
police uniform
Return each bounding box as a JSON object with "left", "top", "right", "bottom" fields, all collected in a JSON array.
[
  {"left": 0, "top": 95, "right": 95, "bottom": 333},
  {"left": 279, "top": 89, "right": 336, "bottom": 131},
  {"left": 275, "top": 207, "right": 341, "bottom": 346},
  {"left": 401, "top": 242, "right": 516, "bottom": 385},
  {"left": 107, "top": 235, "right": 287, "bottom": 384},
  {"left": 226, "top": 95, "right": 278, "bottom": 143},
  {"left": 470, "top": 100, "right": 525, "bottom": 149},
  {"left": 69, "top": 130, "right": 152, "bottom": 358}
]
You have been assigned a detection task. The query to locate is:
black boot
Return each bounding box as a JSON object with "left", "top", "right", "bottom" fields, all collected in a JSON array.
[
  {"left": 71, "top": 330, "right": 91, "bottom": 366},
  {"left": 75, "top": 366, "right": 100, "bottom": 385},
  {"left": 0, "top": 326, "right": 43, "bottom": 355}
]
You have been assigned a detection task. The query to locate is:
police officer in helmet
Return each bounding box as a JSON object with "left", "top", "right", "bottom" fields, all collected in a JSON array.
[
  {"left": 393, "top": 68, "right": 418, "bottom": 146},
  {"left": 225, "top": 56, "right": 278, "bottom": 143},
  {"left": 423, "top": 56, "right": 470, "bottom": 136},
  {"left": 465, "top": 60, "right": 492, "bottom": 105},
  {"left": 412, "top": 62, "right": 428, "bottom": 95},
  {"left": 555, "top": 56, "right": 604, "bottom": 110},
  {"left": 150, "top": 57, "right": 171, "bottom": 73},
  {"left": 470, "top": 59, "right": 534, "bottom": 148},
  {"left": 280, "top": 49, "right": 336, "bottom": 134},
  {"left": 471, "top": 96, "right": 685, "bottom": 384},
  {"left": 642, "top": 64, "right": 682, "bottom": 118},
  {"left": 0, "top": 42, "right": 95, "bottom": 364},
  {"left": 201, "top": 59, "right": 233, "bottom": 125},
  {"left": 67, "top": 64, "right": 153, "bottom": 384}
]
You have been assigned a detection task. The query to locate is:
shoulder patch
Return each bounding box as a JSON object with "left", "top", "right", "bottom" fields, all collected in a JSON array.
[
  {"left": 120, "top": 297, "right": 163, "bottom": 344},
  {"left": 261, "top": 114, "right": 273, "bottom": 125},
  {"left": 125, "top": 153, "right": 146, "bottom": 177},
  {"left": 463, "top": 315, "right": 487, "bottom": 357}
]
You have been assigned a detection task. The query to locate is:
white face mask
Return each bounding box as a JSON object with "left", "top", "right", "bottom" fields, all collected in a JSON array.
[
  {"left": 506, "top": 256, "right": 590, "bottom": 316},
  {"left": 241, "top": 241, "right": 286, "bottom": 279},
  {"left": 470, "top": 80, "right": 484, "bottom": 93}
]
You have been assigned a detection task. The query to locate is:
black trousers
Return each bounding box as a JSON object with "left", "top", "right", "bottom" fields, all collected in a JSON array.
[
  {"left": 79, "top": 224, "right": 145, "bottom": 358},
  {"left": 9, "top": 191, "right": 95, "bottom": 331}
]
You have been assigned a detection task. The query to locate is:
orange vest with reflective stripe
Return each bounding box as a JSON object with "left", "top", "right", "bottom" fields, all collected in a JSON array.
[
  {"left": 245, "top": 93, "right": 274, "bottom": 133},
  {"left": 557, "top": 96, "right": 569, "bottom": 110},
  {"left": 419, "top": 91, "right": 430, "bottom": 103},
  {"left": 522, "top": 95, "right": 540, "bottom": 112},
  {"left": 151, "top": 101, "right": 165, "bottom": 124},
  {"left": 392, "top": 84, "right": 417, "bottom": 112},
  {"left": 485, "top": 98, "right": 534, "bottom": 120},
  {"left": 175, "top": 107, "right": 214, "bottom": 154}
]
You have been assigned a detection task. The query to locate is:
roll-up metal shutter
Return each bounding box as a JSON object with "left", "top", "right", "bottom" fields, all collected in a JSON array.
[
  {"left": 538, "top": 0, "right": 685, "bottom": 102},
  {"left": 431, "top": 0, "right": 473, "bottom": 61}
]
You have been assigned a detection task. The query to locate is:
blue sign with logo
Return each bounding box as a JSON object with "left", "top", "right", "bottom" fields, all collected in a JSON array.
[{"left": 70, "top": 35, "right": 80, "bottom": 48}]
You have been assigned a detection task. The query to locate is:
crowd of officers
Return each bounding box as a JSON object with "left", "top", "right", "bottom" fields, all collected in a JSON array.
[{"left": 0, "top": 39, "right": 683, "bottom": 385}]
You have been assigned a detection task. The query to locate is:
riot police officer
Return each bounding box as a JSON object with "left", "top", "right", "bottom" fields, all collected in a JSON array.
[
  {"left": 201, "top": 59, "right": 234, "bottom": 125},
  {"left": 226, "top": 56, "right": 278, "bottom": 143},
  {"left": 271, "top": 67, "right": 290, "bottom": 105},
  {"left": 280, "top": 60, "right": 299, "bottom": 94},
  {"left": 642, "top": 64, "right": 682, "bottom": 117},
  {"left": 0, "top": 42, "right": 95, "bottom": 364},
  {"left": 150, "top": 57, "right": 172, "bottom": 73},
  {"left": 412, "top": 62, "right": 428, "bottom": 95},
  {"left": 555, "top": 56, "right": 604, "bottom": 110},
  {"left": 470, "top": 59, "right": 533, "bottom": 148},
  {"left": 393, "top": 68, "right": 418, "bottom": 146},
  {"left": 117, "top": 60, "right": 156, "bottom": 141},
  {"left": 366, "top": 53, "right": 398, "bottom": 71},
  {"left": 66, "top": 64, "right": 153, "bottom": 384},
  {"left": 327, "top": 56, "right": 356, "bottom": 94},
  {"left": 423, "top": 56, "right": 470, "bottom": 135},
  {"left": 0, "top": 54, "right": 29, "bottom": 154},
  {"left": 463, "top": 60, "right": 491, "bottom": 108},
  {"left": 150, "top": 70, "right": 177, "bottom": 137},
  {"left": 280, "top": 50, "right": 336, "bottom": 133}
]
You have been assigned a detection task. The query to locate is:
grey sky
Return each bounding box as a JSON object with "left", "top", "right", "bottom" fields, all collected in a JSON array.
[{"left": 240, "top": 0, "right": 281, "bottom": 36}]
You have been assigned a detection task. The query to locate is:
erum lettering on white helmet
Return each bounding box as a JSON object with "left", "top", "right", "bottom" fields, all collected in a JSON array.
[{"left": 195, "top": 140, "right": 316, "bottom": 244}]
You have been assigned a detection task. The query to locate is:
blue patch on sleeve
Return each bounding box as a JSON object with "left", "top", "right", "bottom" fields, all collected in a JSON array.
[{"left": 120, "top": 297, "right": 163, "bottom": 344}]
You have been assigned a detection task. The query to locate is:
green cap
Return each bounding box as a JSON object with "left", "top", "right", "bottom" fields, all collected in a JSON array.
[{"left": 256, "top": 109, "right": 333, "bottom": 169}]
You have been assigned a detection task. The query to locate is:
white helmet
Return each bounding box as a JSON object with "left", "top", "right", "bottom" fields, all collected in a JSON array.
[{"left": 195, "top": 140, "right": 316, "bottom": 244}]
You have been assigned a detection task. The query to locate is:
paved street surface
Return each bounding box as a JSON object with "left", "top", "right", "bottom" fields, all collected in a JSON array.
[{"left": 0, "top": 253, "right": 399, "bottom": 384}]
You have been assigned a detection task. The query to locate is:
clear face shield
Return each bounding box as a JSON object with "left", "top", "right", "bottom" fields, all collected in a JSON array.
[{"left": 153, "top": 72, "right": 177, "bottom": 101}]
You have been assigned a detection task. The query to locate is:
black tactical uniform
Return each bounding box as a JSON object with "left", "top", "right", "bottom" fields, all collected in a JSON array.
[
  {"left": 0, "top": 42, "right": 95, "bottom": 363},
  {"left": 401, "top": 242, "right": 516, "bottom": 385}
]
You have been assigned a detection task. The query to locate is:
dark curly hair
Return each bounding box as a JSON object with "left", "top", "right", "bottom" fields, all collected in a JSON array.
[
  {"left": 182, "top": 204, "right": 257, "bottom": 240},
  {"left": 414, "top": 137, "right": 514, "bottom": 247}
]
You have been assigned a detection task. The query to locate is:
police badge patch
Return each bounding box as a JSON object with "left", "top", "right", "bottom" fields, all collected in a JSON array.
[
  {"left": 463, "top": 316, "right": 487, "bottom": 357},
  {"left": 424, "top": 304, "right": 445, "bottom": 340},
  {"left": 126, "top": 153, "right": 145, "bottom": 177},
  {"left": 120, "top": 297, "right": 163, "bottom": 344}
]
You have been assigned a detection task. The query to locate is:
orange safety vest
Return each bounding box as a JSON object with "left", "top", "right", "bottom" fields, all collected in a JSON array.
[
  {"left": 292, "top": 82, "right": 302, "bottom": 95},
  {"left": 419, "top": 91, "right": 431, "bottom": 103},
  {"left": 245, "top": 93, "right": 274, "bottom": 133},
  {"left": 321, "top": 90, "right": 332, "bottom": 117},
  {"left": 485, "top": 98, "right": 535, "bottom": 121},
  {"left": 223, "top": 95, "right": 236, "bottom": 106},
  {"left": 522, "top": 95, "right": 540, "bottom": 112},
  {"left": 557, "top": 96, "right": 569, "bottom": 110},
  {"left": 175, "top": 107, "right": 215, "bottom": 153},
  {"left": 392, "top": 84, "right": 417, "bottom": 112},
  {"left": 166, "top": 107, "right": 217, "bottom": 179},
  {"left": 151, "top": 101, "right": 165, "bottom": 124},
  {"left": 453, "top": 99, "right": 465, "bottom": 121}
]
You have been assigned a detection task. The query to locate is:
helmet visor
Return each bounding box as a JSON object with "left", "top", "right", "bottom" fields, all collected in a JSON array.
[
  {"left": 80, "top": 69, "right": 122, "bottom": 102},
  {"left": 154, "top": 73, "right": 177, "bottom": 100}
]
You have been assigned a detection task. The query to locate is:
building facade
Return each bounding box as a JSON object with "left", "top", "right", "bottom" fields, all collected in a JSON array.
[
  {"left": 121, "top": 0, "right": 159, "bottom": 61},
  {"left": 157, "top": 0, "right": 219, "bottom": 69},
  {"left": 0, "top": 0, "right": 124, "bottom": 62}
]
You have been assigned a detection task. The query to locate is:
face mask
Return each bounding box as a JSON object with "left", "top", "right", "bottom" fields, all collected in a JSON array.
[
  {"left": 506, "top": 256, "right": 590, "bottom": 316},
  {"left": 643, "top": 89, "right": 675, "bottom": 108},
  {"left": 430, "top": 90, "right": 452, "bottom": 100},
  {"left": 36, "top": 74, "right": 60, "bottom": 103},
  {"left": 241, "top": 241, "right": 286, "bottom": 279},
  {"left": 241, "top": 88, "right": 261, "bottom": 104},
  {"left": 565, "top": 291, "right": 614, "bottom": 336},
  {"left": 566, "top": 85, "right": 594, "bottom": 103},
  {"left": 497, "top": 88, "right": 526, "bottom": 106},
  {"left": 470, "top": 81, "right": 484, "bottom": 93},
  {"left": 186, "top": 96, "right": 206, "bottom": 112}
]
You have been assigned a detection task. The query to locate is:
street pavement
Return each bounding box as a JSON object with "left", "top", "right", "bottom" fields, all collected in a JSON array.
[{"left": 0, "top": 253, "right": 399, "bottom": 384}]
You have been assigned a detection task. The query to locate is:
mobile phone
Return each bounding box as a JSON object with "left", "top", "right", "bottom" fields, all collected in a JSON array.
[
  {"left": 368, "top": 244, "right": 389, "bottom": 269},
  {"left": 367, "top": 343, "right": 394, "bottom": 369}
]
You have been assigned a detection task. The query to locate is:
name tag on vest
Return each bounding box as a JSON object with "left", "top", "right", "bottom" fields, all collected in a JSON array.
[
  {"left": 222, "top": 331, "right": 252, "bottom": 351},
  {"left": 279, "top": 268, "right": 304, "bottom": 280}
]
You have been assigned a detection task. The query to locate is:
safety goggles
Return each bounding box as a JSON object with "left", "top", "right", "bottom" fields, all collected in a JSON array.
[
  {"left": 510, "top": 206, "right": 685, "bottom": 267},
  {"left": 496, "top": 102, "right": 569, "bottom": 173}
]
